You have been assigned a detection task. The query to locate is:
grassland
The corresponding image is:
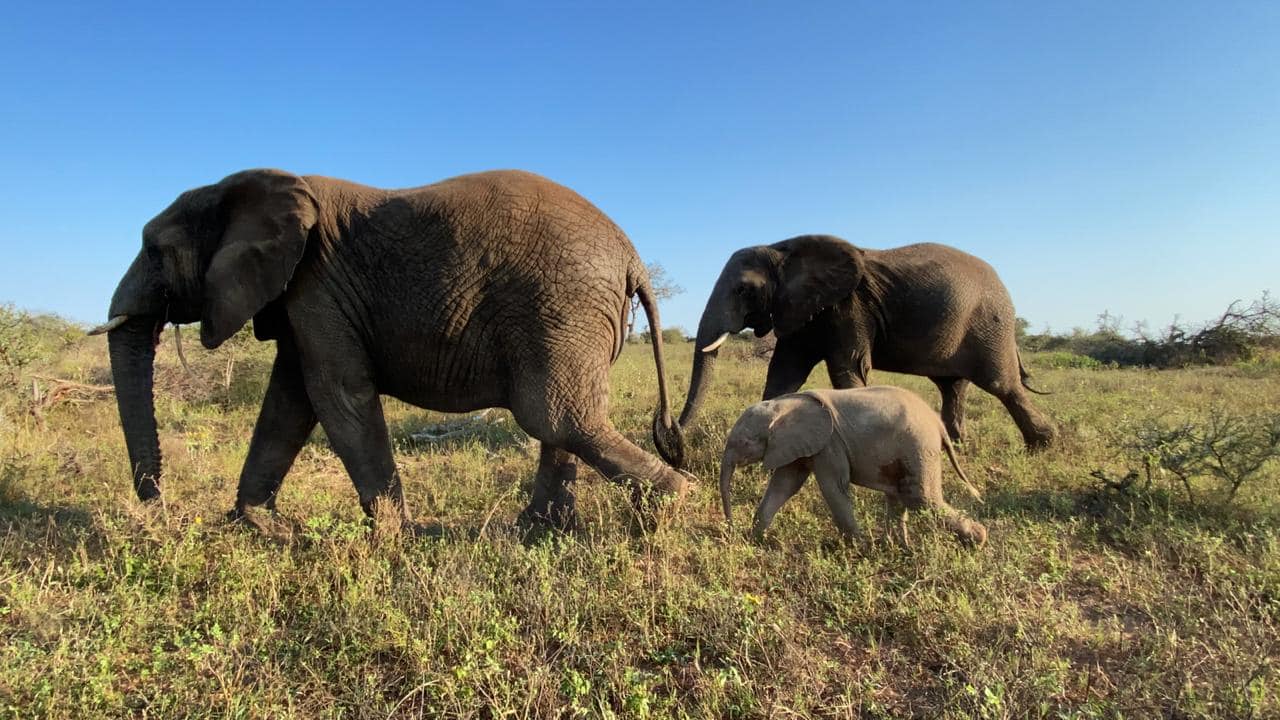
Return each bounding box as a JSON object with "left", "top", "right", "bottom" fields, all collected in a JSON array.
[{"left": 0, "top": 325, "right": 1277, "bottom": 718}]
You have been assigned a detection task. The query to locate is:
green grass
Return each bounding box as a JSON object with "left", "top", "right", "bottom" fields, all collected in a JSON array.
[{"left": 1, "top": 330, "right": 1277, "bottom": 718}]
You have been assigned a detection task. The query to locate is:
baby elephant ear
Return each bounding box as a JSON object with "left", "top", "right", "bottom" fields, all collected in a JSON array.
[
  {"left": 200, "top": 170, "right": 319, "bottom": 349},
  {"left": 763, "top": 394, "right": 834, "bottom": 470}
]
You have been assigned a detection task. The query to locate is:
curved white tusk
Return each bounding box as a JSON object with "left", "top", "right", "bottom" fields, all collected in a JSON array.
[
  {"left": 87, "top": 315, "right": 129, "bottom": 336},
  {"left": 701, "top": 332, "right": 731, "bottom": 353}
]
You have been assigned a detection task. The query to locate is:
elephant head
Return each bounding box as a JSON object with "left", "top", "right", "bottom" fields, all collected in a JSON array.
[
  {"left": 679, "top": 235, "right": 867, "bottom": 432},
  {"left": 90, "top": 169, "right": 319, "bottom": 500},
  {"left": 717, "top": 393, "right": 833, "bottom": 525}
]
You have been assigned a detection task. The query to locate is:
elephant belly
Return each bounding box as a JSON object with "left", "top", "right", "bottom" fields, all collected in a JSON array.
[
  {"left": 383, "top": 379, "right": 507, "bottom": 414},
  {"left": 369, "top": 332, "right": 511, "bottom": 414},
  {"left": 850, "top": 448, "right": 909, "bottom": 495}
]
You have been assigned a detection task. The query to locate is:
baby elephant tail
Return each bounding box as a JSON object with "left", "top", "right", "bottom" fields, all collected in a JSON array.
[{"left": 940, "top": 426, "right": 983, "bottom": 502}]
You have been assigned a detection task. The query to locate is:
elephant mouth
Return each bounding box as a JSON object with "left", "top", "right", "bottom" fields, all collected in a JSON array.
[{"left": 745, "top": 312, "right": 773, "bottom": 336}]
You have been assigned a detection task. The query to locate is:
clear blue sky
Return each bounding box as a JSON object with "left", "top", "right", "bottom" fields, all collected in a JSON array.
[{"left": 2, "top": 2, "right": 1277, "bottom": 335}]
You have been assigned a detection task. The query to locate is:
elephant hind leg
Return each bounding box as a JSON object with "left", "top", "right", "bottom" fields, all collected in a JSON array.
[
  {"left": 561, "top": 423, "right": 688, "bottom": 516},
  {"left": 883, "top": 495, "right": 909, "bottom": 546},
  {"left": 519, "top": 444, "right": 579, "bottom": 530},
  {"left": 508, "top": 346, "right": 685, "bottom": 523},
  {"left": 931, "top": 377, "right": 969, "bottom": 444},
  {"left": 511, "top": 404, "right": 686, "bottom": 519},
  {"left": 971, "top": 372, "right": 1056, "bottom": 451},
  {"left": 898, "top": 456, "right": 987, "bottom": 546},
  {"left": 903, "top": 496, "right": 986, "bottom": 546},
  {"left": 995, "top": 386, "right": 1056, "bottom": 450}
]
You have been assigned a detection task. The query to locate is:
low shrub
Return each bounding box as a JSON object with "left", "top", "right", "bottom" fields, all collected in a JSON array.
[{"left": 1120, "top": 407, "right": 1280, "bottom": 504}]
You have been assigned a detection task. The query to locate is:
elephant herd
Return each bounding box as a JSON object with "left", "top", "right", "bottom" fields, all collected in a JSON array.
[{"left": 91, "top": 168, "right": 1055, "bottom": 546}]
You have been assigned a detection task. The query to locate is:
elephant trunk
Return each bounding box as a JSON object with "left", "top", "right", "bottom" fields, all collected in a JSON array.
[
  {"left": 718, "top": 451, "right": 737, "bottom": 526},
  {"left": 103, "top": 250, "right": 169, "bottom": 500},
  {"left": 108, "top": 318, "right": 164, "bottom": 500},
  {"left": 678, "top": 309, "right": 735, "bottom": 428}
]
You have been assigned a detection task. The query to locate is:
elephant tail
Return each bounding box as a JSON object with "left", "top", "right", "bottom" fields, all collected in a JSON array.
[
  {"left": 940, "top": 425, "right": 983, "bottom": 502},
  {"left": 1018, "top": 350, "right": 1051, "bottom": 395},
  {"left": 634, "top": 269, "right": 686, "bottom": 470}
]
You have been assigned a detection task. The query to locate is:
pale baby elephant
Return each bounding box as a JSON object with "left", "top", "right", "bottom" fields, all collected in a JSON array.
[{"left": 718, "top": 386, "right": 987, "bottom": 546}]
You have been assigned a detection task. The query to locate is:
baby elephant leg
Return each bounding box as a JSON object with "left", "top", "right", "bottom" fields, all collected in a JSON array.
[
  {"left": 903, "top": 459, "right": 987, "bottom": 547},
  {"left": 813, "top": 451, "right": 864, "bottom": 542},
  {"left": 751, "top": 461, "right": 809, "bottom": 540},
  {"left": 883, "top": 495, "right": 909, "bottom": 546}
]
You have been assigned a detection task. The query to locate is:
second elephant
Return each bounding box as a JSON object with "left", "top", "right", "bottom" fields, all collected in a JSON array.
[{"left": 674, "top": 235, "right": 1056, "bottom": 454}]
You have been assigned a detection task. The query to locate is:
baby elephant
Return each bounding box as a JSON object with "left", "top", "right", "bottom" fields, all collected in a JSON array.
[{"left": 719, "top": 386, "right": 987, "bottom": 546}]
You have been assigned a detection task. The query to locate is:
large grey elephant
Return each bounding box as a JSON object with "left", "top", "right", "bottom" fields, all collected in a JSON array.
[
  {"left": 92, "top": 168, "right": 686, "bottom": 529},
  {"left": 671, "top": 235, "right": 1055, "bottom": 454},
  {"left": 718, "top": 386, "right": 986, "bottom": 546}
]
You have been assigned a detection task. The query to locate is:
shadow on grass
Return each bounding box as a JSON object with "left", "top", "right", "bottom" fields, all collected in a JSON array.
[
  {"left": 0, "top": 491, "right": 103, "bottom": 566},
  {"left": 980, "top": 480, "right": 1279, "bottom": 552},
  {"left": 0, "top": 496, "right": 93, "bottom": 529}
]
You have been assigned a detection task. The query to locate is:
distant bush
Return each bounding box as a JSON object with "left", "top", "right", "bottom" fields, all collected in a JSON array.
[
  {"left": 1020, "top": 294, "right": 1280, "bottom": 369},
  {"left": 636, "top": 327, "right": 690, "bottom": 345},
  {"left": 1029, "top": 351, "right": 1104, "bottom": 370},
  {"left": 0, "top": 305, "right": 81, "bottom": 388}
]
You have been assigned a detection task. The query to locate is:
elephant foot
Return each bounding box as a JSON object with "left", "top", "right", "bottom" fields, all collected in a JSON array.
[
  {"left": 1023, "top": 427, "right": 1057, "bottom": 452},
  {"left": 517, "top": 492, "right": 578, "bottom": 534},
  {"left": 959, "top": 520, "right": 988, "bottom": 547},
  {"left": 627, "top": 479, "right": 688, "bottom": 534},
  {"left": 226, "top": 504, "right": 297, "bottom": 540}
]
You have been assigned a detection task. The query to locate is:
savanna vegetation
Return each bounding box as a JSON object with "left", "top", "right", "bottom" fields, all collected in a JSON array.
[{"left": 1, "top": 306, "right": 1277, "bottom": 718}]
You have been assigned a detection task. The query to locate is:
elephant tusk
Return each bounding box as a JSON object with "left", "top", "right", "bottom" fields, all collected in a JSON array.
[
  {"left": 87, "top": 315, "right": 129, "bottom": 336},
  {"left": 701, "top": 332, "right": 730, "bottom": 353}
]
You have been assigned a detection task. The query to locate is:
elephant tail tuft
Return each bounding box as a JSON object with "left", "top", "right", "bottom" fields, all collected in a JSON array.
[
  {"left": 634, "top": 265, "right": 687, "bottom": 470},
  {"left": 1018, "top": 350, "right": 1051, "bottom": 395}
]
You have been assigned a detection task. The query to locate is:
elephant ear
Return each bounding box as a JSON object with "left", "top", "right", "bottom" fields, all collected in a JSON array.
[
  {"left": 763, "top": 394, "right": 834, "bottom": 470},
  {"left": 200, "top": 170, "right": 319, "bottom": 349},
  {"left": 770, "top": 235, "right": 865, "bottom": 337}
]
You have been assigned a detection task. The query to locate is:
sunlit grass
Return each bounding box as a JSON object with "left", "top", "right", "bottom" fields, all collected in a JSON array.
[{"left": 0, "top": 330, "right": 1277, "bottom": 718}]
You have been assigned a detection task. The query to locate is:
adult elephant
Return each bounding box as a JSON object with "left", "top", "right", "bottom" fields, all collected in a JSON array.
[
  {"left": 91, "top": 168, "right": 686, "bottom": 529},
  {"left": 670, "top": 235, "right": 1055, "bottom": 455}
]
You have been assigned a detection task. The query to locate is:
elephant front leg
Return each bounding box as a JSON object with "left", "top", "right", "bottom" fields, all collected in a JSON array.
[
  {"left": 750, "top": 461, "right": 810, "bottom": 540},
  {"left": 826, "top": 348, "right": 870, "bottom": 390},
  {"left": 762, "top": 338, "right": 823, "bottom": 400},
  {"left": 519, "top": 444, "right": 579, "bottom": 531},
  {"left": 302, "top": 362, "right": 410, "bottom": 525},
  {"left": 230, "top": 339, "right": 317, "bottom": 522}
]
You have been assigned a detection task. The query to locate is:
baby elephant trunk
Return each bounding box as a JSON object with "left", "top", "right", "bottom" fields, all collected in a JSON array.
[{"left": 718, "top": 453, "right": 737, "bottom": 526}]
